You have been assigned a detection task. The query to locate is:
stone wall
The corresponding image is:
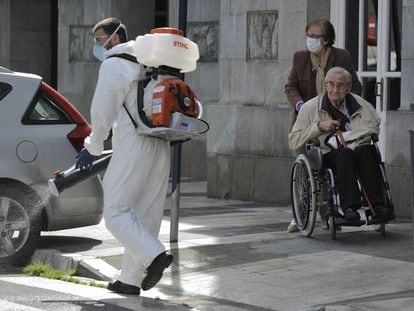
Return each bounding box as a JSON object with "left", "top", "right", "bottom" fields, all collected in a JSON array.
[
  {"left": 57, "top": 0, "right": 154, "bottom": 118},
  {"left": 383, "top": 0, "right": 414, "bottom": 218},
  {"left": 0, "top": 0, "right": 154, "bottom": 118},
  {"left": 401, "top": 0, "right": 414, "bottom": 111},
  {"left": 177, "top": 0, "right": 412, "bottom": 219},
  {"left": 0, "top": 0, "right": 51, "bottom": 82},
  {"left": 385, "top": 111, "right": 414, "bottom": 218},
  {"left": 169, "top": 0, "right": 221, "bottom": 180},
  {"left": 207, "top": 0, "right": 310, "bottom": 202},
  {"left": 0, "top": 0, "right": 11, "bottom": 68}
]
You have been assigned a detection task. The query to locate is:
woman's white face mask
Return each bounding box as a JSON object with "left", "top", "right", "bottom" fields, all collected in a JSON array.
[{"left": 306, "top": 37, "right": 324, "bottom": 54}]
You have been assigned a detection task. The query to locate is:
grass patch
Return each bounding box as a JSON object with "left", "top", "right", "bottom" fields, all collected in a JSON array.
[{"left": 23, "top": 262, "right": 107, "bottom": 288}]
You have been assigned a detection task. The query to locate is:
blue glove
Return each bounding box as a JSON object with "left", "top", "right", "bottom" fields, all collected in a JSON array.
[{"left": 75, "top": 148, "right": 94, "bottom": 172}]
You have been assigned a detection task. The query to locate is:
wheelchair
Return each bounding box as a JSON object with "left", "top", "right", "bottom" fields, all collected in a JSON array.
[{"left": 290, "top": 134, "right": 394, "bottom": 240}]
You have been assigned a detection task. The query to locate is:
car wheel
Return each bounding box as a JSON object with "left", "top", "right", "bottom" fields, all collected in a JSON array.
[{"left": 0, "top": 184, "right": 43, "bottom": 267}]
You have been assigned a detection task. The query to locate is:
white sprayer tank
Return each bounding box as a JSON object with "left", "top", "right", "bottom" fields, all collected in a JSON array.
[{"left": 135, "top": 27, "right": 199, "bottom": 73}]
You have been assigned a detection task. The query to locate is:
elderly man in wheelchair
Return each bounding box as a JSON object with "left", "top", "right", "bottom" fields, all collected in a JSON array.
[{"left": 288, "top": 66, "right": 395, "bottom": 238}]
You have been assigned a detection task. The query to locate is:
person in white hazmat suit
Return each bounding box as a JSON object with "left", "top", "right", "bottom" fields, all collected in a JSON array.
[{"left": 75, "top": 17, "right": 173, "bottom": 295}]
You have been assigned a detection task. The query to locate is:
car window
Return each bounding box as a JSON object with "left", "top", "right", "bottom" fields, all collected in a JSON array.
[
  {"left": 0, "top": 82, "right": 12, "bottom": 101},
  {"left": 22, "top": 92, "right": 72, "bottom": 124}
]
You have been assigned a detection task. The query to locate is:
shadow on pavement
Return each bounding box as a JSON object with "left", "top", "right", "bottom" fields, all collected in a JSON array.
[{"left": 39, "top": 236, "right": 102, "bottom": 252}]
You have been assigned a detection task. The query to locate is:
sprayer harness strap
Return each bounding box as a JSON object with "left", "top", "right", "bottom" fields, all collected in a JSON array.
[
  {"left": 122, "top": 102, "right": 137, "bottom": 128},
  {"left": 107, "top": 53, "right": 139, "bottom": 64},
  {"left": 107, "top": 53, "right": 153, "bottom": 129},
  {"left": 106, "top": 54, "right": 141, "bottom": 129}
]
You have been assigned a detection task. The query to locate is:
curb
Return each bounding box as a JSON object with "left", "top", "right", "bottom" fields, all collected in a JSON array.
[
  {"left": 31, "top": 249, "right": 117, "bottom": 281},
  {"left": 76, "top": 258, "right": 118, "bottom": 281}
]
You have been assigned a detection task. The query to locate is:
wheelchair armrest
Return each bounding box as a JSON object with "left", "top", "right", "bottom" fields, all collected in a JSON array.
[{"left": 305, "top": 138, "right": 320, "bottom": 151}]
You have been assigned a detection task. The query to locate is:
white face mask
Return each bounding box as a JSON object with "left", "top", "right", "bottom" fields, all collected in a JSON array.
[
  {"left": 93, "top": 43, "right": 107, "bottom": 61},
  {"left": 306, "top": 37, "right": 324, "bottom": 54}
]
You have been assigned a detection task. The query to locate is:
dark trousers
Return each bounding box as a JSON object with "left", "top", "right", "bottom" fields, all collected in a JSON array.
[{"left": 323, "top": 145, "right": 384, "bottom": 211}]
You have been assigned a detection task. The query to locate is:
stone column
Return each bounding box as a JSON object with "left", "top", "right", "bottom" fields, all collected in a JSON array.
[
  {"left": 169, "top": 0, "right": 221, "bottom": 179},
  {"left": 0, "top": 0, "right": 10, "bottom": 68},
  {"left": 401, "top": 0, "right": 414, "bottom": 110}
]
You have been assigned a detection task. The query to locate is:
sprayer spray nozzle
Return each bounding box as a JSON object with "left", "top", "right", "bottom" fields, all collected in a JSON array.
[{"left": 48, "top": 152, "right": 112, "bottom": 197}]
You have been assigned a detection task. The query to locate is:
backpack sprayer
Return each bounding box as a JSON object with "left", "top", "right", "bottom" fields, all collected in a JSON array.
[
  {"left": 48, "top": 27, "right": 205, "bottom": 197},
  {"left": 134, "top": 27, "right": 208, "bottom": 141}
]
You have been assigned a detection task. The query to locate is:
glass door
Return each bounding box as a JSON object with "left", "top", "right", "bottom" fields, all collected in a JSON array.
[
  {"left": 343, "top": 0, "right": 402, "bottom": 112},
  {"left": 332, "top": 0, "right": 402, "bottom": 156}
]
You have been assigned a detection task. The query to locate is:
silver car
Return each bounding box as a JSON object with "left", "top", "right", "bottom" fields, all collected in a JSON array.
[{"left": 0, "top": 67, "right": 103, "bottom": 266}]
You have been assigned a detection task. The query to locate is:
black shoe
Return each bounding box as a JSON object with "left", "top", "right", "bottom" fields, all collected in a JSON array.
[
  {"left": 141, "top": 251, "right": 174, "bottom": 291},
  {"left": 107, "top": 280, "right": 140, "bottom": 295},
  {"left": 344, "top": 208, "right": 361, "bottom": 223},
  {"left": 373, "top": 205, "right": 395, "bottom": 222}
]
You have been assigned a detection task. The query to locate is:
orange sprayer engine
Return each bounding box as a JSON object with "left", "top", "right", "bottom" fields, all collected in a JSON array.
[{"left": 151, "top": 78, "right": 199, "bottom": 127}]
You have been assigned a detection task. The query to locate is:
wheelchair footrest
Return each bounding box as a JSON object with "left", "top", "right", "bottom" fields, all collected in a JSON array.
[
  {"left": 366, "top": 217, "right": 393, "bottom": 226},
  {"left": 335, "top": 217, "right": 366, "bottom": 227},
  {"left": 366, "top": 211, "right": 395, "bottom": 225}
]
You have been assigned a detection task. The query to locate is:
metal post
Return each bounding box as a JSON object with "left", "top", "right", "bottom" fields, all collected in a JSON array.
[
  {"left": 409, "top": 130, "right": 414, "bottom": 247},
  {"left": 170, "top": 143, "right": 181, "bottom": 243},
  {"left": 170, "top": 0, "right": 188, "bottom": 243}
]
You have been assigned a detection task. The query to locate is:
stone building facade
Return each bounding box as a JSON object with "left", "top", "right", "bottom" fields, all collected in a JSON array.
[
  {"left": 1, "top": 0, "right": 413, "bottom": 218},
  {"left": 0, "top": 0, "right": 158, "bottom": 117},
  {"left": 170, "top": 0, "right": 413, "bottom": 219},
  {"left": 170, "top": 0, "right": 331, "bottom": 203}
]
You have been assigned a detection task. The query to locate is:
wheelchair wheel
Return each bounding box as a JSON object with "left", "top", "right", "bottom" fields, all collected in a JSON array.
[
  {"left": 328, "top": 216, "right": 337, "bottom": 240},
  {"left": 291, "top": 154, "right": 317, "bottom": 237}
]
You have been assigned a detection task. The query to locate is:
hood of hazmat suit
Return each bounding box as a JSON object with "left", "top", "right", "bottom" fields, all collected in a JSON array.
[{"left": 83, "top": 40, "right": 171, "bottom": 287}]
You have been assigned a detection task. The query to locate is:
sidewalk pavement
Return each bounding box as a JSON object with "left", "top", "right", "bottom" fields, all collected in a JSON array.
[{"left": 33, "top": 180, "right": 414, "bottom": 311}]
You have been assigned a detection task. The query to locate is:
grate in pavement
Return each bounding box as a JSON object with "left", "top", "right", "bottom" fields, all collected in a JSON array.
[
  {"left": 167, "top": 192, "right": 207, "bottom": 197},
  {"left": 99, "top": 222, "right": 289, "bottom": 272},
  {"left": 184, "top": 222, "right": 288, "bottom": 237},
  {"left": 163, "top": 202, "right": 277, "bottom": 217},
  {"left": 99, "top": 240, "right": 279, "bottom": 273},
  {"left": 102, "top": 254, "right": 123, "bottom": 269}
]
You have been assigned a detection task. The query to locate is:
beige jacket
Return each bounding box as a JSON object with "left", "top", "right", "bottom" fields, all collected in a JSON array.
[{"left": 288, "top": 93, "right": 381, "bottom": 153}]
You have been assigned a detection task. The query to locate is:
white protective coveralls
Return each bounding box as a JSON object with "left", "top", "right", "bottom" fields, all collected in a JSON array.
[{"left": 84, "top": 41, "right": 170, "bottom": 287}]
